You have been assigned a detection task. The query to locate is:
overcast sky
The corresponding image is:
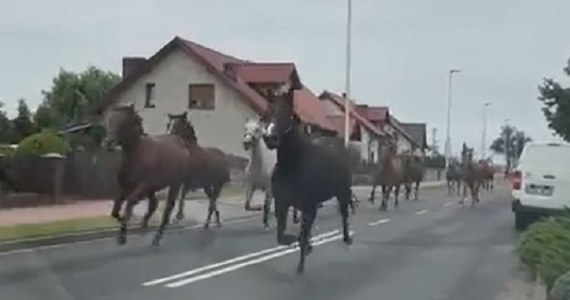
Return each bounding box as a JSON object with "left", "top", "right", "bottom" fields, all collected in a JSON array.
[{"left": 1, "top": 0, "right": 569, "bottom": 157}]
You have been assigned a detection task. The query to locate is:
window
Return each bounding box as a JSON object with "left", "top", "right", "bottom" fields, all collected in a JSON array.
[
  {"left": 144, "top": 83, "right": 156, "bottom": 108},
  {"left": 189, "top": 84, "right": 215, "bottom": 110}
]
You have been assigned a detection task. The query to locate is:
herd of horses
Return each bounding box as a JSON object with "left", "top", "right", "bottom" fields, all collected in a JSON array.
[
  {"left": 103, "top": 86, "right": 493, "bottom": 273},
  {"left": 445, "top": 144, "right": 496, "bottom": 206}
]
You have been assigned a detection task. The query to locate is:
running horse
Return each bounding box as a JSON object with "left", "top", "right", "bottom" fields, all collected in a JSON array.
[
  {"left": 479, "top": 158, "right": 495, "bottom": 191},
  {"left": 402, "top": 150, "right": 425, "bottom": 201},
  {"left": 459, "top": 143, "right": 487, "bottom": 206},
  {"left": 242, "top": 118, "right": 300, "bottom": 229},
  {"left": 445, "top": 158, "right": 462, "bottom": 196},
  {"left": 262, "top": 87, "right": 353, "bottom": 274},
  {"left": 104, "top": 103, "right": 198, "bottom": 246},
  {"left": 369, "top": 140, "right": 406, "bottom": 211},
  {"left": 166, "top": 112, "right": 230, "bottom": 229}
]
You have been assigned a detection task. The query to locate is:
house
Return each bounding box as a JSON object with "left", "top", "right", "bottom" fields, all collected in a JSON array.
[
  {"left": 95, "top": 36, "right": 336, "bottom": 158},
  {"left": 354, "top": 104, "right": 419, "bottom": 153},
  {"left": 318, "top": 91, "right": 386, "bottom": 164},
  {"left": 400, "top": 122, "right": 428, "bottom": 154}
]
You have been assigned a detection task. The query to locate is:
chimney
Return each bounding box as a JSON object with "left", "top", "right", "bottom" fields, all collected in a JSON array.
[
  {"left": 122, "top": 57, "right": 147, "bottom": 78},
  {"left": 223, "top": 63, "right": 238, "bottom": 81}
]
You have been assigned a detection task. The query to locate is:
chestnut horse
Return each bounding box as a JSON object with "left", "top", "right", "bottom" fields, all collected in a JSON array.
[
  {"left": 104, "top": 103, "right": 198, "bottom": 246},
  {"left": 166, "top": 112, "right": 230, "bottom": 229},
  {"left": 459, "top": 144, "right": 487, "bottom": 207},
  {"left": 369, "top": 141, "right": 406, "bottom": 211}
]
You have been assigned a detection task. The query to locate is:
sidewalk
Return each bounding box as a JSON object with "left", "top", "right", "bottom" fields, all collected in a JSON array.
[{"left": 0, "top": 181, "right": 446, "bottom": 228}]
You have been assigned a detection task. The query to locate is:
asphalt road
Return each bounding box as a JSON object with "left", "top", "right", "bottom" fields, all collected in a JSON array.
[{"left": 0, "top": 183, "right": 518, "bottom": 300}]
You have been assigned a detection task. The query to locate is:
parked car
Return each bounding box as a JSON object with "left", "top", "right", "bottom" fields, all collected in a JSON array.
[{"left": 511, "top": 141, "right": 570, "bottom": 230}]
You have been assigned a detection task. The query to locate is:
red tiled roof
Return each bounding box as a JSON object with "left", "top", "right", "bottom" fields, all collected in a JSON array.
[
  {"left": 233, "top": 63, "right": 296, "bottom": 84},
  {"left": 319, "top": 91, "right": 386, "bottom": 137},
  {"left": 326, "top": 115, "right": 358, "bottom": 138},
  {"left": 96, "top": 37, "right": 335, "bottom": 132},
  {"left": 356, "top": 105, "right": 388, "bottom": 122},
  {"left": 294, "top": 87, "right": 337, "bottom": 133}
]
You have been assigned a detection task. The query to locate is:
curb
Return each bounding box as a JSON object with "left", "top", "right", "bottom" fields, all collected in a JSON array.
[{"left": 0, "top": 213, "right": 260, "bottom": 254}]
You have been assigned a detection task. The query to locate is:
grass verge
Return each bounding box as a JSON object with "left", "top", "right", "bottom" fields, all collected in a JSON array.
[{"left": 0, "top": 216, "right": 115, "bottom": 242}]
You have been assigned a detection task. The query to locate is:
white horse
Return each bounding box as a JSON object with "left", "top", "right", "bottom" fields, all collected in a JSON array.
[{"left": 243, "top": 119, "right": 299, "bottom": 228}]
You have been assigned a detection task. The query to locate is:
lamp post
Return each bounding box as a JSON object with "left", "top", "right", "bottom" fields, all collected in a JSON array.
[
  {"left": 481, "top": 102, "right": 492, "bottom": 159},
  {"left": 444, "top": 69, "right": 461, "bottom": 170},
  {"left": 343, "top": 0, "right": 353, "bottom": 147}
]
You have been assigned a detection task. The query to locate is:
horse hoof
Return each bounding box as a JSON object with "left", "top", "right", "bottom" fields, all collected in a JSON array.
[
  {"left": 216, "top": 222, "right": 222, "bottom": 228},
  {"left": 343, "top": 236, "right": 353, "bottom": 245},
  {"left": 176, "top": 214, "right": 185, "bottom": 221},
  {"left": 203, "top": 223, "right": 210, "bottom": 230},
  {"left": 151, "top": 236, "right": 161, "bottom": 247},
  {"left": 296, "top": 264, "right": 305, "bottom": 274},
  {"left": 117, "top": 235, "right": 127, "bottom": 246},
  {"left": 307, "top": 244, "right": 313, "bottom": 255}
]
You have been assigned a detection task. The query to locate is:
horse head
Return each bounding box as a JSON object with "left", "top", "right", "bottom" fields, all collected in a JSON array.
[
  {"left": 167, "top": 111, "right": 197, "bottom": 144},
  {"left": 104, "top": 102, "right": 143, "bottom": 147},
  {"left": 261, "top": 87, "right": 300, "bottom": 150},
  {"left": 243, "top": 118, "right": 264, "bottom": 151}
]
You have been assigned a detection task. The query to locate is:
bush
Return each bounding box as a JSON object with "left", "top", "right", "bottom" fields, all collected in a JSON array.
[
  {"left": 0, "top": 144, "right": 15, "bottom": 157},
  {"left": 14, "top": 130, "right": 67, "bottom": 157},
  {"left": 517, "top": 214, "right": 570, "bottom": 289},
  {"left": 551, "top": 270, "right": 570, "bottom": 300},
  {"left": 425, "top": 154, "right": 445, "bottom": 169}
]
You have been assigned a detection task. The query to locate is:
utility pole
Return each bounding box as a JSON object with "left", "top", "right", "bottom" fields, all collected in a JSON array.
[
  {"left": 343, "top": 0, "right": 353, "bottom": 147},
  {"left": 444, "top": 69, "right": 461, "bottom": 171}
]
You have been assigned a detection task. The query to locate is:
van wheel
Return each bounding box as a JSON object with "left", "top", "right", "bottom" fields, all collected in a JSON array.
[{"left": 515, "top": 211, "right": 532, "bottom": 231}]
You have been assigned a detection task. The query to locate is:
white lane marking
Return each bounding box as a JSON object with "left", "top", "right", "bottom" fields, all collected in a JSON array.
[
  {"left": 165, "top": 231, "right": 354, "bottom": 288},
  {"left": 415, "top": 209, "right": 429, "bottom": 215},
  {"left": 143, "top": 229, "right": 341, "bottom": 287},
  {"left": 0, "top": 216, "right": 258, "bottom": 258},
  {"left": 443, "top": 202, "right": 453, "bottom": 207},
  {"left": 368, "top": 218, "right": 391, "bottom": 226}
]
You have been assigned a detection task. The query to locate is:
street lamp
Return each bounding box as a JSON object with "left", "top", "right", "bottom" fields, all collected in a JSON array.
[
  {"left": 504, "top": 118, "right": 511, "bottom": 172},
  {"left": 481, "top": 102, "right": 492, "bottom": 159},
  {"left": 343, "top": 0, "right": 353, "bottom": 147},
  {"left": 444, "top": 69, "right": 461, "bottom": 170}
]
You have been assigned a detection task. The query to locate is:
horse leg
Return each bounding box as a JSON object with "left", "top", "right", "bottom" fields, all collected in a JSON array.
[
  {"left": 111, "top": 189, "right": 127, "bottom": 222},
  {"left": 414, "top": 181, "right": 420, "bottom": 201},
  {"left": 203, "top": 185, "right": 215, "bottom": 229},
  {"left": 380, "top": 185, "right": 388, "bottom": 211},
  {"left": 404, "top": 182, "right": 411, "bottom": 201},
  {"left": 262, "top": 190, "right": 272, "bottom": 230},
  {"left": 117, "top": 184, "right": 146, "bottom": 245},
  {"left": 244, "top": 183, "right": 255, "bottom": 211},
  {"left": 176, "top": 182, "right": 191, "bottom": 221},
  {"left": 141, "top": 192, "right": 158, "bottom": 228},
  {"left": 297, "top": 206, "right": 316, "bottom": 274},
  {"left": 275, "top": 196, "right": 295, "bottom": 245},
  {"left": 394, "top": 185, "right": 400, "bottom": 208},
  {"left": 369, "top": 183, "right": 377, "bottom": 204},
  {"left": 339, "top": 190, "right": 353, "bottom": 245},
  {"left": 152, "top": 184, "right": 182, "bottom": 246},
  {"left": 213, "top": 183, "right": 223, "bottom": 227}
]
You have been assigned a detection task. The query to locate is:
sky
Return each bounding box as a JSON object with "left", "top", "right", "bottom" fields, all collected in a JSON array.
[{"left": 1, "top": 0, "right": 569, "bottom": 158}]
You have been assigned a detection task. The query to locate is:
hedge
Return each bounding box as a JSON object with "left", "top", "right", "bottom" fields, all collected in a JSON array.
[
  {"left": 14, "top": 130, "right": 67, "bottom": 157},
  {"left": 551, "top": 270, "right": 570, "bottom": 300},
  {"left": 517, "top": 214, "right": 570, "bottom": 290}
]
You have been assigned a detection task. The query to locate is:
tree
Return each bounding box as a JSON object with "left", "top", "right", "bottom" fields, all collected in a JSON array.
[
  {"left": 37, "top": 66, "right": 120, "bottom": 150},
  {"left": 39, "top": 66, "right": 120, "bottom": 128},
  {"left": 0, "top": 102, "right": 13, "bottom": 144},
  {"left": 11, "top": 99, "right": 36, "bottom": 142},
  {"left": 538, "top": 58, "right": 570, "bottom": 141},
  {"left": 490, "top": 125, "right": 532, "bottom": 170}
]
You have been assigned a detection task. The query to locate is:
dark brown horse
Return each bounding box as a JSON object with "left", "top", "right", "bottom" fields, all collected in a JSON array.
[
  {"left": 105, "top": 103, "right": 199, "bottom": 246},
  {"left": 402, "top": 152, "right": 425, "bottom": 201},
  {"left": 445, "top": 158, "right": 462, "bottom": 196},
  {"left": 459, "top": 144, "right": 487, "bottom": 207},
  {"left": 167, "top": 112, "right": 230, "bottom": 229},
  {"left": 479, "top": 158, "right": 495, "bottom": 191},
  {"left": 369, "top": 141, "right": 406, "bottom": 211}
]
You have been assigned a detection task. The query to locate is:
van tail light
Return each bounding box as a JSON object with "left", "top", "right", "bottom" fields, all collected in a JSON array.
[{"left": 511, "top": 171, "right": 522, "bottom": 190}]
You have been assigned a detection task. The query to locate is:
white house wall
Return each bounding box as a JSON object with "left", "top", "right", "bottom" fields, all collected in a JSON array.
[{"left": 105, "top": 48, "right": 259, "bottom": 158}]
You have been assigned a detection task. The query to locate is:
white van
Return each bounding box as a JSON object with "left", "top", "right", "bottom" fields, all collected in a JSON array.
[{"left": 511, "top": 141, "right": 570, "bottom": 230}]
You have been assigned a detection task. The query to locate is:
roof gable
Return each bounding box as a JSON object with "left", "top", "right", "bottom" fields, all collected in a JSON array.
[{"left": 319, "top": 91, "right": 385, "bottom": 137}]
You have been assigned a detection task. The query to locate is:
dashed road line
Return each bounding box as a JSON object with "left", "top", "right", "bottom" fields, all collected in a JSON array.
[
  {"left": 415, "top": 209, "right": 429, "bottom": 215},
  {"left": 368, "top": 218, "right": 391, "bottom": 226},
  {"left": 443, "top": 202, "right": 453, "bottom": 207}
]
